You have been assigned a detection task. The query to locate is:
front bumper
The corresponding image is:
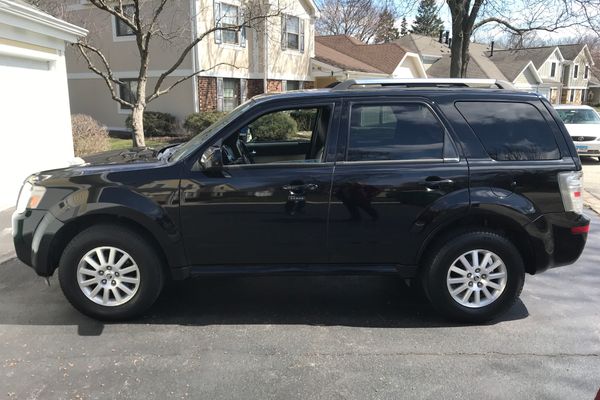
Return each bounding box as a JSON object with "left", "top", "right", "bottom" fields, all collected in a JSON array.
[
  {"left": 572, "top": 140, "right": 600, "bottom": 156},
  {"left": 12, "top": 209, "right": 64, "bottom": 277},
  {"left": 524, "top": 212, "right": 590, "bottom": 274}
]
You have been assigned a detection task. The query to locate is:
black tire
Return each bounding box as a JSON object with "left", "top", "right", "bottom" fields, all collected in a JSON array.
[
  {"left": 58, "top": 224, "right": 164, "bottom": 321},
  {"left": 421, "top": 230, "right": 525, "bottom": 323}
]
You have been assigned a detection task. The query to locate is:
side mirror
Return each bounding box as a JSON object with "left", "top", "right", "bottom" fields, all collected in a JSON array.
[{"left": 200, "top": 145, "right": 223, "bottom": 170}]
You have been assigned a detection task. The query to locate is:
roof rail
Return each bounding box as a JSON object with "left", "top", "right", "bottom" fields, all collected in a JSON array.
[{"left": 330, "top": 78, "right": 516, "bottom": 90}]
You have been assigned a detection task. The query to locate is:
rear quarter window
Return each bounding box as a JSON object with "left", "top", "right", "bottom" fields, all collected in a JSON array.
[{"left": 456, "top": 102, "right": 561, "bottom": 161}]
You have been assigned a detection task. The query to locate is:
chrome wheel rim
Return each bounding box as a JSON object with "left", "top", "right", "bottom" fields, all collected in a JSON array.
[
  {"left": 446, "top": 249, "right": 508, "bottom": 308},
  {"left": 77, "top": 246, "right": 140, "bottom": 307}
]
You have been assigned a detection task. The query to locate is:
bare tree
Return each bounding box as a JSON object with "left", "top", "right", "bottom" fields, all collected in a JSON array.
[
  {"left": 71, "top": 0, "right": 279, "bottom": 147},
  {"left": 316, "top": 0, "right": 383, "bottom": 42},
  {"left": 445, "top": 0, "right": 597, "bottom": 77}
]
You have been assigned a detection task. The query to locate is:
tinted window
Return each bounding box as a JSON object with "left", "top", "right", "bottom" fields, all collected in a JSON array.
[
  {"left": 347, "top": 103, "right": 444, "bottom": 161},
  {"left": 456, "top": 102, "right": 560, "bottom": 161}
]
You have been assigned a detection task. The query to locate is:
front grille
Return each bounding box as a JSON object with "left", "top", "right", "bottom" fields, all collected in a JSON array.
[{"left": 572, "top": 136, "right": 597, "bottom": 142}]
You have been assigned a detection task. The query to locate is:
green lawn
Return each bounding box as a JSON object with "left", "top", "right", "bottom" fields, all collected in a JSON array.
[{"left": 109, "top": 137, "right": 178, "bottom": 150}]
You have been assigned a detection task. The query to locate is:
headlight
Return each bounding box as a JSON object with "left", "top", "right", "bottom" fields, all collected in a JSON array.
[{"left": 15, "top": 182, "right": 46, "bottom": 214}]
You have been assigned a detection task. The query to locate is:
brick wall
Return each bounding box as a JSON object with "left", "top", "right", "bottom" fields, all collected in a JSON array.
[
  {"left": 267, "top": 79, "right": 282, "bottom": 93},
  {"left": 198, "top": 77, "right": 217, "bottom": 111},
  {"left": 247, "top": 79, "right": 264, "bottom": 99}
]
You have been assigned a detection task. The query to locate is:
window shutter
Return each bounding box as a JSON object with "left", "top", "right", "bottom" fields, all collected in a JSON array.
[
  {"left": 299, "top": 19, "right": 305, "bottom": 53},
  {"left": 216, "top": 77, "right": 224, "bottom": 112},
  {"left": 214, "top": 1, "right": 222, "bottom": 44},
  {"left": 239, "top": 7, "right": 246, "bottom": 47},
  {"left": 282, "top": 80, "right": 287, "bottom": 91},
  {"left": 240, "top": 78, "right": 247, "bottom": 102},
  {"left": 281, "top": 15, "right": 287, "bottom": 50}
]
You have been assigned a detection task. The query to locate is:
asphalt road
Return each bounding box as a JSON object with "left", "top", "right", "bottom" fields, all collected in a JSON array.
[{"left": 1, "top": 216, "right": 599, "bottom": 399}]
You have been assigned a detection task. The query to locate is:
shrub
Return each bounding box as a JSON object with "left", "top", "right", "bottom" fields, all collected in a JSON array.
[
  {"left": 250, "top": 112, "right": 297, "bottom": 141},
  {"left": 184, "top": 112, "right": 227, "bottom": 136},
  {"left": 71, "top": 114, "right": 110, "bottom": 157},
  {"left": 125, "top": 111, "right": 177, "bottom": 137},
  {"left": 290, "top": 109, "right": 316, "bottom": 132}
]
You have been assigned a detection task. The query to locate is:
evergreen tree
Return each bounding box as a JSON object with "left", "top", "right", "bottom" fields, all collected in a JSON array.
[
  {"left": 400, "top": 17, "right": 408, "bottom": 36},
  {"left": 411, "top": 0, "right": 444, "bottom": 37},
  {"left": 374, "top": 8, "right": 400, "bottom": 43}
]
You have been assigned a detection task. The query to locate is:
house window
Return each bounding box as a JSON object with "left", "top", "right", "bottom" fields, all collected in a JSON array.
[
  {"left": 281, "top": 15, "right": 304, "bottom": 52},
  {"left": 214, "top": 3, "right": 245, "bottom": 46},
  {"left": 285, "top": 80, "right": 301, "bottom": 91},
  {"left": 223, "top": 78, "right": 240, "bottom": 112},
  {"left": 115, "top": 4, "right": 135, "bottom": 37},
  {"left": 119, "top": 79, "right": 138, "bottom": 110},
  {"left": 569, "top": 89, "right": 575, "bottom": 103},
  {"left": 585, "top": 65, "right": 590, "bottom": 79},
  {"left": 550, "top": 62, "right": 556, "bottom": 78},
  {"left": 573, "top": 64, "right": 579, "bottom": 79}
]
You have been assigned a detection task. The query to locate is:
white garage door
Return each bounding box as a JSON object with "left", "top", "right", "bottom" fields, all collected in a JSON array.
[{"left": 0, "top": 54, "right": 74, "bottom": 210}]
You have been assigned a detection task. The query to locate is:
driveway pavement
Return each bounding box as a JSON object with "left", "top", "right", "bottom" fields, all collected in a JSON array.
[{"left": 0, "top": 214, "right": 599, "bottom": 399}]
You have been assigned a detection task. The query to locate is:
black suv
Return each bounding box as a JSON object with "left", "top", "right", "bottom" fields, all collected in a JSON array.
[{"left": 12, "top": 79, "right": 590, "bottom": 322}]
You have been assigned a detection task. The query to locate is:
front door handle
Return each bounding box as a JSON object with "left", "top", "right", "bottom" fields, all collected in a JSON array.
[
  {"left": 282, "top": 183, "right": 319, "bottom": 192},
  {"left": 423, "top": 177, "right": 454, "bottom": 188}
]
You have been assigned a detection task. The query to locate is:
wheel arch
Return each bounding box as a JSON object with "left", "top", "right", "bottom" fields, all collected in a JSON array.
[
  {"left": 48, "top": 213, "right": 182, "bottom": 280},
  {"left": 417, "top": 209, "right": 538, "bottom": 275}
]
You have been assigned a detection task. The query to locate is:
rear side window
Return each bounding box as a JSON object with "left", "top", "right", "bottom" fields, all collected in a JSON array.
[
  {"left": 347, "top": 103, "right": 444, "bottom": 161},
  {"left": 456, "top": 102, "right": 560, "bottom": 161}
]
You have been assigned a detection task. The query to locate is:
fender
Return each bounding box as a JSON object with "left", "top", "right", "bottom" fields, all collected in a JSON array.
[{"left": 48, "top": 184, "right": 186, "bottom": 270}]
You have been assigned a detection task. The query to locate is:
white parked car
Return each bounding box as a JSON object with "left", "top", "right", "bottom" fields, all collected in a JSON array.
[{"left": 555, "top": 105, "right": 600, "bottom": 161}]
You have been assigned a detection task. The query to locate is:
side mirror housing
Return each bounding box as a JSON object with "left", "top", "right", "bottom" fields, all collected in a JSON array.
[{"left": 200, "top": 146, "right": 223, "bottom": 170}]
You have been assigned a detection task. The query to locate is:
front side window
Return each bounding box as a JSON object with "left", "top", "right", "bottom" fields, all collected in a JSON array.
[
  {"left": 585, "top": 65, "right": 590, "bottom": 79},
  {"left": 569, "top": 90, "right": 576, "bottom": 102},
  {"left": 346, "top": 103, "right": 444, "bottom": 162},
  {"left": 550, "top": 62, "right": 556, "bottom": 78},
  {"left": 222, "top": 78, "right": 240, "bottom": 112},
  {"left": 115, "top": 4, "right": 135, "bottom": 37},
  {"left": 219, "top": 106, "right": 331, "bottom": 165},
  {"left": 574, "top": 64, "right": 579, "bottom": 78},
  {"left": 119, "top": 79, "right": 138, "bottom": 110},
  {"left": 282, "top": 15, "right": 304, "bottom": 52},
  {"left": 456, "top": 102, "right": 560, "bottom": 161},
  {"left": 214, "top": 3, "right": 245, "bottom": 45}
]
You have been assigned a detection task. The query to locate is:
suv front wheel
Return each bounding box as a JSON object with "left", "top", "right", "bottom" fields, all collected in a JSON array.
[
  {"left": 58, "top": 224, "right": 164, "bottom": 320},
  {"left": 422, "top": 230, "right": 525, "bottom": 323}
]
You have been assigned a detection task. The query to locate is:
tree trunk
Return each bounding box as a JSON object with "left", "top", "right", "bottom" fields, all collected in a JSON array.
[
  {"left": 131, "top": 105, "right": 145, "bottom": 147},
  {"left": 460, "top": 31, "right": 470, "bottom": 78},
  {"left": 449, "top": 11, "right": 464, "bottom": 78}
]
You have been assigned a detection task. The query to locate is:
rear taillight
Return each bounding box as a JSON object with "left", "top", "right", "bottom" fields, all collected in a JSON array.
[{"left": 558, "top": 171, "right": 584, "bottom": 214}]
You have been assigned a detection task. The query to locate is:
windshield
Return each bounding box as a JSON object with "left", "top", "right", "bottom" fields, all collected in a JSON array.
[
  {"left": 556, "top": 108, "right": 600, "bottom": 125},
  {"left": 168, "top": 100, "right": 254, "bottom": 162}
]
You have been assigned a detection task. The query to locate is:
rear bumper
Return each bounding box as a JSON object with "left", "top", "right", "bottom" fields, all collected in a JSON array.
[
  {"left": 524, "top": 212, "right": 590, "bottom": 274},
  {"left": 12, "top": 209, "right": 64, "bottom": 277}
]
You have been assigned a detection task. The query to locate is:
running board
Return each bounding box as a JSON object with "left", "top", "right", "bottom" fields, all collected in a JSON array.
[{"left": 170, "top": 264, "right": 418, "bottom": 280}]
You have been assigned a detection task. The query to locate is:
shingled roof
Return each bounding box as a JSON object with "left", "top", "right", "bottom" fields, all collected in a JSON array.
[{"left": 315, "top": 35, "right": 408, "bottom": 74}]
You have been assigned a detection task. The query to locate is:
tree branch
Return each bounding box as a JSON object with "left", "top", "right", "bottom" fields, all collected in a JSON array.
[{"left": 75, "top": 42, "right": 133, "bottom": 108}]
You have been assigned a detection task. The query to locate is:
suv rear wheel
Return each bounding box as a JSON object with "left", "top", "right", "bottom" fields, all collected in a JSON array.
[
  {"left": 421, "top": 230, "right": 525, "bottom": 323},
  {"left": 58, "top": 224, "right": 164, "bottom": 320}
]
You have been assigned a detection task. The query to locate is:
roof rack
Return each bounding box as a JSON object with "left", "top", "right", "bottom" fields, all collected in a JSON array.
[{"left": 330, "top": 78, "right": 516, "bottom": 90}]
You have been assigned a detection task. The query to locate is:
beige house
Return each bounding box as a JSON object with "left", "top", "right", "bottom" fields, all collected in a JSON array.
[
  {"left": 556, "top": 44, "right": 595, "bottom": 104},
  {"left": 311, "top": 35, "right": 427, "bottom": 87},
  {"left": 65, "top": 0, "right": 318, "bottom": 131}
]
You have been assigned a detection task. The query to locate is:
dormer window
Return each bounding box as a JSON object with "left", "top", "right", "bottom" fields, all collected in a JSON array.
[
  {"left": 585, "top": 65, "right": 590, "bottom": 79},
  {"left": 573, "top": 64, "right": 579, "bottom": 79}
]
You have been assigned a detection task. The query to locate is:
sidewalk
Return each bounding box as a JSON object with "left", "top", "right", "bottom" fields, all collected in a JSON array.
[{"left": 0, "top": 208, "right": 15, "bottom": 264}]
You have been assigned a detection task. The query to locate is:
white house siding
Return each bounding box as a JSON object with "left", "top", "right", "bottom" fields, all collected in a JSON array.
[{"left": 0, "top": 1, "right": 86, "bottom": 210}]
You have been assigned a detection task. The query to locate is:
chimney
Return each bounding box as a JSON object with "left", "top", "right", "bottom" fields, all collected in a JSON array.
[
  {"left": 490, "top": 41, "right": 495, "bottom": 57},
  {"left": 439, "top": 30, "right": 444, "bottom": 43},
  {"left": 444, "top": 31, "right": 450, "bottom": 45}
]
